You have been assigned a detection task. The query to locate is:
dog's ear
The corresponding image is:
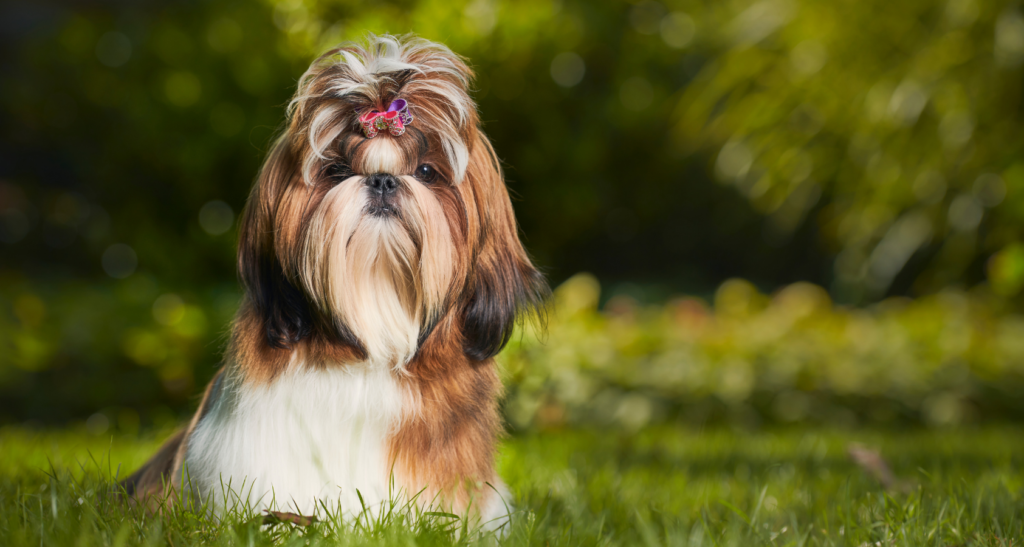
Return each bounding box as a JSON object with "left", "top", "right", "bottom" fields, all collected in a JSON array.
[
  {"left": 237, "top": 135, "right": 313, "bottom": 349},
  {"left": 460, "top": 134, "right": 549, "bottom": 361}
]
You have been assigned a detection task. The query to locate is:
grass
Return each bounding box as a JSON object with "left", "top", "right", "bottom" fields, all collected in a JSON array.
[{"left": 1, "top": 424, "right": 1022, "bottom": 546}]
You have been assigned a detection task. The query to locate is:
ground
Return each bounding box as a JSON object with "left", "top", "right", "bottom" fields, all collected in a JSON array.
[{"left": 1, "top": 425, "right": 1022, "bottom": 546}]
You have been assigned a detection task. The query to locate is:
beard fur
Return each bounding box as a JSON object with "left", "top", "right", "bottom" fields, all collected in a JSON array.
[{"left": 300, "top": 174, "right": 455, "bottom": 368}]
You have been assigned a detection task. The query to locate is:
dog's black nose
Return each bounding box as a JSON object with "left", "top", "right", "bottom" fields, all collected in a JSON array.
[{"left": 365, "top": 173, "right": 399, "bottom": 196}]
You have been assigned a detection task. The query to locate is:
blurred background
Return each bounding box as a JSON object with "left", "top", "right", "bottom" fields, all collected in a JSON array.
[{"left": 2, "top": 0, "right": 1024, "bottom": 432}]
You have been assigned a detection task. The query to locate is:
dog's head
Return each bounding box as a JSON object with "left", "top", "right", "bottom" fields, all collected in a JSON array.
[{"left": 237, "top": 34, "right": 547, "bottom": 369}]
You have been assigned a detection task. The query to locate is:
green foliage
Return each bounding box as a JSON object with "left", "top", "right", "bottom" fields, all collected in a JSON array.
[
  {"left": 675, "top": 0, "right": 1024, "bottom": 302},
  {"left": 503, "top": 274, "right": 1024, "bottom": 430},
  {"left": 2, "top": 426, "right": 1023, "bottom": 546},
  {"left": 0, "top": 276, "right": 240, "bottom": 424},
  {"left": 8, "top": 270, "right": 1024, "bottom": 429}
]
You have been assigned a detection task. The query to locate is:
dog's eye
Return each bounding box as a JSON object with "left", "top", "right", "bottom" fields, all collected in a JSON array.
[
  {"left": 414, "top": 164, "right": 438, "bottom": 184},
  {"left": 323, "top": 162, "right": 354, "bottom": 182}
]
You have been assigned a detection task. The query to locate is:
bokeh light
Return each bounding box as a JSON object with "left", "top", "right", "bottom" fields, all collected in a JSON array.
[
  {"left": 94, "top": 32, "right": 132, "bottom": 68},
  {"left": 198, "top": 200, "right": 234, "bottom": 235},
  {"left": 101, "top": 244, "right": 137, "bottom": 279},
  {"left": 549, "top": 52, "right": 585, "bottom": 88}
]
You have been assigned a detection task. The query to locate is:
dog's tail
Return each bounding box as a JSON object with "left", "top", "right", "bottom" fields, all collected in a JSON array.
[{"left": 119, "top": 429, "right": 185, "bottom": 507}]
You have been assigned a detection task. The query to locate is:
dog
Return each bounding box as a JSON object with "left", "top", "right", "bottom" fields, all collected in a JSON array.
[{"left": 123, "top": 33, "right": 547, "bottom": 528}]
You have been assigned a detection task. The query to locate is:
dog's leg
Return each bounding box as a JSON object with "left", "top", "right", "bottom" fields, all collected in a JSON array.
[{"left": 389, "top": 356, "right": 504, "bottom": 521}]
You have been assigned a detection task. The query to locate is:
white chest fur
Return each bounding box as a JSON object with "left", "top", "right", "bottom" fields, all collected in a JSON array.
[{"left": 182, "top": 361, "right": 409, "bottom": 517}]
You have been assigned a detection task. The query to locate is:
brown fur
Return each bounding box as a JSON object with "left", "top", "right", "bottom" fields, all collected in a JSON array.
[
  {"left": 127, "top": 34, "right": 547, "bottom": 517},
  {"left": 390, "top": 317, "right": 503, "bottom": 509}
]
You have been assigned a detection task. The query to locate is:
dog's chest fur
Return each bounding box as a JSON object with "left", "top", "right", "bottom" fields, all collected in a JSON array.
[{"left": 182, "top": 360, "right": 409, "bottom": 516}]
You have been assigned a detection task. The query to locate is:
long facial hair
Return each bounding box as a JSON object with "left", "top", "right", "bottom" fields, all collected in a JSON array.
[
  {"left": 300, "top": 142, "right": 457, "bottom": 367},
  {"left": 232, "top": 34, "right": 548, "bottom": 377}
]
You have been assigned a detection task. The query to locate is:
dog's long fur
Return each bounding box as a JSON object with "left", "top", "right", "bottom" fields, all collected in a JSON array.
[{"left": 123, "top": 34, "right": 547, "bottom": 524}]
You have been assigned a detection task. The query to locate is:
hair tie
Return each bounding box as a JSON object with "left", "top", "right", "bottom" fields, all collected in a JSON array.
[{"left": 359, "top": 99, "right": 414, "bottom": 138}]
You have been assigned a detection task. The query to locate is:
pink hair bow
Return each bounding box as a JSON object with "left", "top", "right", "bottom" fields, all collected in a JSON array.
[{"left": 359, "top": 99, "right": 414, "bottom": 138}]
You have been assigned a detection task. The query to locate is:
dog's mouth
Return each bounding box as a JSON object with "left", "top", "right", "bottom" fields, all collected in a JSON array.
[{"left": 364, "top": 197, "right": 400, "bottom": 218}]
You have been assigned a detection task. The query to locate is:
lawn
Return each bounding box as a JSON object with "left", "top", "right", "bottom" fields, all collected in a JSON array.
[{"left": 1, "top": 425, "right": 1022, "bottom": 546}]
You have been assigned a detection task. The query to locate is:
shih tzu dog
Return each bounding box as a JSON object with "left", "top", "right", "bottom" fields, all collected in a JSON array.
[{"left": 123, "top": 34, "right": 547, "bottom": 527}]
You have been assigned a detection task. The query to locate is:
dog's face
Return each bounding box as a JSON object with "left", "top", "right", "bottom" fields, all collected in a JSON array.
[{"left": 236, "top": 36, "right": 546, "bottom": 369}]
